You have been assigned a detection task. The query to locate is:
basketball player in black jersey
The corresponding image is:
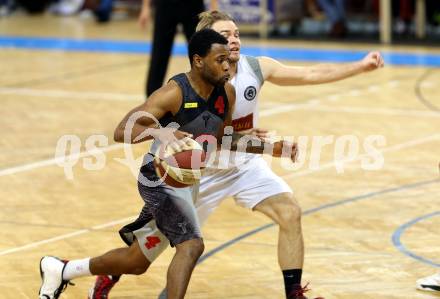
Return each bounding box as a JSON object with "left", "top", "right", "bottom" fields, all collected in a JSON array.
[{"left": 38, "top": 29, "right": 297, "bottom": 299}]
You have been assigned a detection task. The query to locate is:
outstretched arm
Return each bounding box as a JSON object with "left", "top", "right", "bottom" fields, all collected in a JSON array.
[{"left": 259, "top": 51, "right": 384, "bottom": 86}]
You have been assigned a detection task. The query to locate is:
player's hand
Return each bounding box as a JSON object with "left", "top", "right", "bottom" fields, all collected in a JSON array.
[
  {"left": 239, "top": 128, "right": 274, "bottom": 142},
  {"left": 147, "top": 127, "right": 192, "bottom": 151},
  {"left": 152, "top": 128, "right": 193, "bottom": 158},
  {"left": 250, "top": 128, "right": 274, "bottom": 142},
  {"left": 165, "top": 130, "right": 194, "bottom": 154},
  {"left": 272, "top": 140, "right": 298, "bottom": 162},
  {"left": 171, "top": 130, "right": 194, "bottom": 151},
  {"left": 138, "top": 5, "right": 151, "bottom": 29},
  {"left": 361, "top": 51, "right": 384, "bottom": 72}
]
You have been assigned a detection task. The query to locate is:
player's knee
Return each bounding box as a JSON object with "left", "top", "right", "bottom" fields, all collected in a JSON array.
[
  {"left": 177, "top": 238, "right": 204, "bottom": 261},
  {"left": 186, "top": 239, "right": 204, "bottom": 260},
  {"left": 124, "top": 243, "right": 150, "bottom": 275},
  {"left": 275, "top": 195, "right": 302, "bottom": 228},
  {"left": 124, "top": 254, "right": 149, "bottom": 275},
  {"left": 128, "top": 264, "right": 148, "bottom": 275},
  {"left": 280, "top": 202, "right": 302, "bottom": 226}
]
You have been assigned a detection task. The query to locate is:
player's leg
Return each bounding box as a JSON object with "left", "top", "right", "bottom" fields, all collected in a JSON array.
[
  {"left": 197, "top": 167, "right": 240, "bottom": 224},
  {"left": 39, "top": 216, "right": 171, "bottom": 299},
  {"left": 167, "top": 238, "right": 204, "bottom": 298},
  {"left": 40, "top": 155, "right": 172, "bottom": 299},
  {"left": 154, "top": 189, "right": 204, "bottom": 298},
  {"left": 253, "top": 193, "right": 308, "bottom": 298},
  {"left": 89, "top": 241, "right": 150, "bottom": 276},
  {"left": 89, "top": 219, "right": 170, "bottom": 299},
  {"left": 138, "top": 158, "right": 204, "bottom": 299},
  {"left": 90, "top": 167, "right": 235, "bottom": 298},
  {"left": 199, "top": 160, "right": 303, "bottom": 274},
  {"left": 253, "top": 193, "right": 303, "bottom": 269},
  {"left": 39, "top": 241, "right": 150, "bottom": 299},
  {"left": 86, "top": 241, "right": 151, "bottom": 298},
  {"left": 232, "top": 157, "right": 321, "bottom": 299}
]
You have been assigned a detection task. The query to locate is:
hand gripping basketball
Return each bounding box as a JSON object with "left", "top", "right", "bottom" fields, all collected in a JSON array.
[{"left": 154, "top": 137, "right": 207, "bottom": 188}]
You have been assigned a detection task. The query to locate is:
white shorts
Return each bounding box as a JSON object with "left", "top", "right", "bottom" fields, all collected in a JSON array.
[
  {"left": 128, "top": 155, "right": 292, "bottom": 262},
  {"left": 196, "top": 155, "right": 292, "bottom": 225}
]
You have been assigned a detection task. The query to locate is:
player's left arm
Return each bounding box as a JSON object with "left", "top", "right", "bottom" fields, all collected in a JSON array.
[
  {"left": 228, "top": 132, "right": 298, "bottom": 161},
  {"left": 258, "top": 51, "right": 384, "bottom": 86}
]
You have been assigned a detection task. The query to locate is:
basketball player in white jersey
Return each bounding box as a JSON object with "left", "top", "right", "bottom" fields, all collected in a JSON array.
[
  {"left": 194, "top": 11, "right": 381, "bottom": 298},
  {"left": 60, "top": 11, "right": 384, "bottom": 299}
]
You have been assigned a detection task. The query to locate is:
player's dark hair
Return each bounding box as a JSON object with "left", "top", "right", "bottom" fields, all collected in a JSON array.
[{"left": 188, "top": 29, "right": 228, "bottom": 66}]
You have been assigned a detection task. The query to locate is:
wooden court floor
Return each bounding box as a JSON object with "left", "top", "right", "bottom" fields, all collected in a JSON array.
[{"left": 0, "top": 15, "right": 439, "bottom": 299}]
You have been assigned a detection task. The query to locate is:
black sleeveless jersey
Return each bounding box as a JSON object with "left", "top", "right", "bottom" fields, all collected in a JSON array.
[{"left": 159, "top": 73, "right": 229, "bottom": 139}]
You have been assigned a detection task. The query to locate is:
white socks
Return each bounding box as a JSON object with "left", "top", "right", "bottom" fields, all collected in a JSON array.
[{"left": 62, "top": 258, "right": 91, "bottom": 280}]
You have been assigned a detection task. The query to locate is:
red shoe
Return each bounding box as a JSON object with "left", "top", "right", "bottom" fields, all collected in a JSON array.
[
  {"left": 288, "top": 283, "right": 324, "bottom": 299},
  {"left": 88, "top": 275, "right": 120, "bottom": 299}
]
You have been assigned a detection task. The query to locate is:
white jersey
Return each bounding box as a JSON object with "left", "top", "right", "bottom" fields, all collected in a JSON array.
[
  {"left": 207, "top": 55, "right": 264, "bottom": 169},
  {"left": 230, "top": 55, "right": 264, "bottom": 132}
]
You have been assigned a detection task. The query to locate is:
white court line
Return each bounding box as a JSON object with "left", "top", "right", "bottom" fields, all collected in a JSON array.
[
  {"left": 0, "top": 144, "right": 125, "bottom": 177},
  {"left": 0, "top": 216, "right": 137, "bottom": 256},
  {"left": 0, "top": 134, "right": 439, "bottom": 256},
  {"left": 0, "top": 87, "right": 143, "bottom": 102}
]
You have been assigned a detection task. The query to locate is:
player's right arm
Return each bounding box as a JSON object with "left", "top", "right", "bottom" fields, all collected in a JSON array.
[{"left": 114, "top": 82, "right": 185, "bottom": 144}]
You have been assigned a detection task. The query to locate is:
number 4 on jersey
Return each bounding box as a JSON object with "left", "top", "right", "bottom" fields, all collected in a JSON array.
[{"left": 214, "top": 96, "right": 225, "bottom": 114}]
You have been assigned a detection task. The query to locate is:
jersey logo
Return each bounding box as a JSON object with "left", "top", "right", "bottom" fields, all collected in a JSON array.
[
  {"left": 184, "top": 102, "right": 198, "bottom": 108},
  {"left": 232, "top": 113, "right": 253, "bottom": 131},
  {"left": 214, "top": 96, "right": 225, "bottom": 114},
  {"left": 178, "top": 222, "right": 188, "bottom": 234},
  {"left": 244, "top": 86, "right": 257, "bottom": 101},
  {"left": 202, "top": 114, "right": 211, "bottom": 127},
  {"left": 144, "top": 236, "right": 161, "bottom": 249}
]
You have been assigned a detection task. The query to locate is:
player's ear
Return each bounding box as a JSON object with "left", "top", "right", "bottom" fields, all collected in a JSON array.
[{"left": 193, "top": 54, "right": 203, "bottom": 68}]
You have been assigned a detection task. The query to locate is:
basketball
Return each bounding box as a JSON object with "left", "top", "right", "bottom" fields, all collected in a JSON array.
[{"left": 154, "top": 138, "right": 206, "bottom": 188}]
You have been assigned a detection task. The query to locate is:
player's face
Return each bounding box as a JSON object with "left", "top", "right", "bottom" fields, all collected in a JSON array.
[
  {"left": 202, "top": 43, "right": 230, "bottom": 86},
  {"left": 211, "top": 20, "right": 241, "bottom": 63}
]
